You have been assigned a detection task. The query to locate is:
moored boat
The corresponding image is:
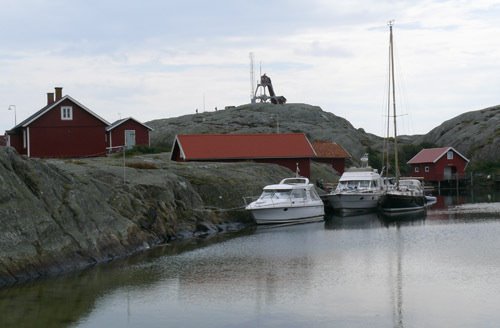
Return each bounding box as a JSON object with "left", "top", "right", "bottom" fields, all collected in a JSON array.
[
  {"left": 322, "top": 154, "right": 385, "bottom": 214},
  {"left": 380, "top": 179, "right": 427, "bottom": 214},
  {"left": 378, "top": 21, "right": 427, "bottom": 215},
  {"left": 245, "top": 177, "right": 325, "bottom": 225}
]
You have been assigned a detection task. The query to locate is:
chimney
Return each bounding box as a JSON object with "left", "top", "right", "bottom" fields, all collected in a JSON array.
[
  {"left": 55, "top": 87, "right": 63, "bottom": 101},
  {"left": 47, "top": 92, "right": 55, "bottom": 105}
]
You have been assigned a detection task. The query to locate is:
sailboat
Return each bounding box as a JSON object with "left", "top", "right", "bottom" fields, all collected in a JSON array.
[{"left": 379, "top": 21, "right": 426, "bottom": 215}]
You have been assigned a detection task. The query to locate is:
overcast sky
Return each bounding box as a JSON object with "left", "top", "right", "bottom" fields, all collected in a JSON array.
[{"left": 2, "top": 0, "right": 499, "bottom": 137}]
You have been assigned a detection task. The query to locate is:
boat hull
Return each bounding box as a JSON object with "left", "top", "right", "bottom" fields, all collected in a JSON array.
[
  {"left": 323, "top": 192, "right": 383, "bottom": 213},
  {"left": 380, "top": 193, "right": 426, "bottom": 213},
  {"left": 248, "top": 205, "right": 325, "bottom": 225}
]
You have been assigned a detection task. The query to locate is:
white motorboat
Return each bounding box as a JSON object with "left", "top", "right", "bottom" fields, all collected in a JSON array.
[
  {"left": 245, "top": 177, "right": 325, "bottom": 225},
  {"left": 321, "top": 155, "right": 385, "bottom": 214}
]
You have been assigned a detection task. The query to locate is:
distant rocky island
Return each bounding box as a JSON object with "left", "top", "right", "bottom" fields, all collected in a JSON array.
[{"left": 146, "top": 103, "right": 500, "bottom": 166}]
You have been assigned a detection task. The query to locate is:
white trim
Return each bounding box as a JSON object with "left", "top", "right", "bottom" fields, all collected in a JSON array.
[
  {"left": 109, "top": 131, "right": 113, "bottom": 149},
  {"left": 22, "top": 95, "right": 110, "bottom": 127},
  {"left": 425, "top": 166, "right": 429, "bottom": 172},
  {"left": 105, "top": 117, "right": 154, "bottom": 132},
  {"left": 171, "top": 135, "right": 186, "bottom": 160},
  {"left": 414, "top": 166, "right": 419, "bottom": 173},
  {"left": 435, "top": 147, "right": 469, "bottom": 163},
  {"left": 23, "top": 129, "right": 27, "bottom": 149},
  {"left": 61, "top": 106, "right": 73, "bottom": 120},
  {"left": 124, "top": 129, "right": 136, "bottom": 149},
  {"left": 6, "top": 134, "right": 10, "bottom": 147}
]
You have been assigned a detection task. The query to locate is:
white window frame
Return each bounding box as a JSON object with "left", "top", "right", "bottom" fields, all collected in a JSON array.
[
  {"left": 425, "top": 166, "right": 430, "bottom": 173},
  {"left": 61, "top": 106, "right": 73, "bottom": 120},
  {"left": 414, "top": 167, "right": 419, "bottom": 173},
  {"left": 447, "top": 151, "right": 454, "bottom": 160}
]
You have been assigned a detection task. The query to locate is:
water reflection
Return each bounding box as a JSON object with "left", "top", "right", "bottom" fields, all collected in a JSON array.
[
  {"left": 389, "top": 226, "right": 404, "bottom": 328},
  {"left": 324, "top": 212, "right": 385, "bottom": 230},
  {"left": 324, "top": 210, "right": 427, "bottom": 230},
  {"left": 1, "top": 192, "right": 500, "bottom": 327}
]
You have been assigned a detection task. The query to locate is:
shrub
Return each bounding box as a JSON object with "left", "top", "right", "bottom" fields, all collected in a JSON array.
[{"left": 126, "top": 161, "right": 158, "bottom": 170}]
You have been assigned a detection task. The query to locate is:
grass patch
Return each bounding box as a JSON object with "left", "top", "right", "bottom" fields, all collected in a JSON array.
[
  {"left": 112, "top": 145, "right": 170, "bottom": 158},
  {"left": 66, "top": 159, "right": 86, "bottom": 165}
]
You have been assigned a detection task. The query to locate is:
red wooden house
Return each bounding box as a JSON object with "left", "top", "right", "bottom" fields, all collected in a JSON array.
[
  {"left": 106, "top": 117, "right": 153, "bottom": 151},
  {"left": 407, "top": 147, "right": 470, "bottom": 182},
  {"left": 5, "top": 87, "right": 109, "bottom": 158},
  {"left": 311, "top": 140, "right": 351, "bottom": 175},
  {"left": 171, "top": 133, "right": 317, "bottom": 178}
]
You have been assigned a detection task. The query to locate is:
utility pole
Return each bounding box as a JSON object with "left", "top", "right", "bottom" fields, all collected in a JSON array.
[{"left": 8, "top": 105, "right": 16, "bottom": 125}]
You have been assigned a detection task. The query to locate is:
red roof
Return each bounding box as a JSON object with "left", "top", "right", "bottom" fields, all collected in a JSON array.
[
  {"left": 312, "top": 141, "right": 351, "bottom": 158},
  {"left": 172, "top": 133, "right": 316, "bottom": 160},
  {"left": 407, "top": 147, "right": 469, "bottom": 164}
]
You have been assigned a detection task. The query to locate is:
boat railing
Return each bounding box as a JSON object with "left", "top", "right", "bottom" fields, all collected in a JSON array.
[{"left": 242, "top": 196, "right": 259, "bottom": 206}]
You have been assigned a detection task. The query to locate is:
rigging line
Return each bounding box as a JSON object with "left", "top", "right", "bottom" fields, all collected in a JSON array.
[{"left": 392, "top": 33, "right": 415, "bottom": 136}]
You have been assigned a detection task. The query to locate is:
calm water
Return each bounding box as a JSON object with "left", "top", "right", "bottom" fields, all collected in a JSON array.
[{"left": 1, "top": 191, "right": 500, "bottom": 328}]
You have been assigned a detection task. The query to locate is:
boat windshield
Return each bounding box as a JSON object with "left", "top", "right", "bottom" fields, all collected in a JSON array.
[
  {"left": 259, "top": 190, "right": 292, "bottom": 200},
  {"left": 399, "top": 180, "right": 422, "bottom": 191},
  {"left": 336, "top": 180, "right": 373, "bottom": 191}
]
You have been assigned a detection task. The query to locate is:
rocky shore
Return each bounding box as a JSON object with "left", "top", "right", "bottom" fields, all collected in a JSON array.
[{"left": 0, "top": 147, "right": 335, "bottom": 287}]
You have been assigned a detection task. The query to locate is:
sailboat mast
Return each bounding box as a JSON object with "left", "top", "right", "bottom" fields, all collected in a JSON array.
[
  {"left": 389, "top": 21, "right": 400, "bottom": 182},
  {"left": 383, "top": 37, "right": 391, "bottom": 176}
]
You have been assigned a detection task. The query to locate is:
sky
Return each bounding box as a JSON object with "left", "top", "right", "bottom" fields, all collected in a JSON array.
[{"left": 1, "top": 0, "right": 500, "bottom": 137}]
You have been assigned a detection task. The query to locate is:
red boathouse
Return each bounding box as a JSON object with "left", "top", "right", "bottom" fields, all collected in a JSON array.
[
  {"left": 171, "top": 133, "right": 317, "bottom": 178},
  {"left": 311, "top": 140, "right": 351, "bottom": 175},
  {"left": 106, "top": 117, "right": 153, "bottom": 151},
  {"left": 6, "top": 87, "right": 109, "bottom": 158},
  {"left": 407, "top": 146, "right": 470, "bottom": 182}
]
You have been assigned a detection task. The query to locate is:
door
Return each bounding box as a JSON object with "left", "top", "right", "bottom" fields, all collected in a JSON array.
[
  {"left": 443, "top": 166, "right": 452, "bottom": 180},
  {"left": 124, "top": 130, "right": 136, "bottom": 149}
]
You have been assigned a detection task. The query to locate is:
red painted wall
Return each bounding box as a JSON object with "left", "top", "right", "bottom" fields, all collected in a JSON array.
[
  {"left": 171, "top": 142, "right": 312, "bottom": 177},
  {"left": 29, "top": 126, "right": 106, "bottom": 158},
  {"left": 7, "top": 133, "right": 26, "bottom": 155},
  {"left": 256, "top": 158, "right": 311, "bottom": 178},
  {"left": 409, "top": 152, "right": 468, "bottom": 182},
  {"left": 314, "top": 158, "right": 346, "bottom": 175},
  {"left": 108, "top": 120, "right": 150, "bottom": 149},
  {"left": 21, "top": 99, "right": 106, "bottom": 158}
]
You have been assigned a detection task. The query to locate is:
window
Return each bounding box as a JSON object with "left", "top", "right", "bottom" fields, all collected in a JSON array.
[
  {"left": 447, "top": 150, "right": 454, "bottom": 160},
  {"left": 414, "top": 167, "right": 419, "bottom": 173},
  {"left": 61, "top": 106, "right": 73, "bottom": 120},
  {"left": 425, "top": 166, "right": 430, "bottom": 173}
]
